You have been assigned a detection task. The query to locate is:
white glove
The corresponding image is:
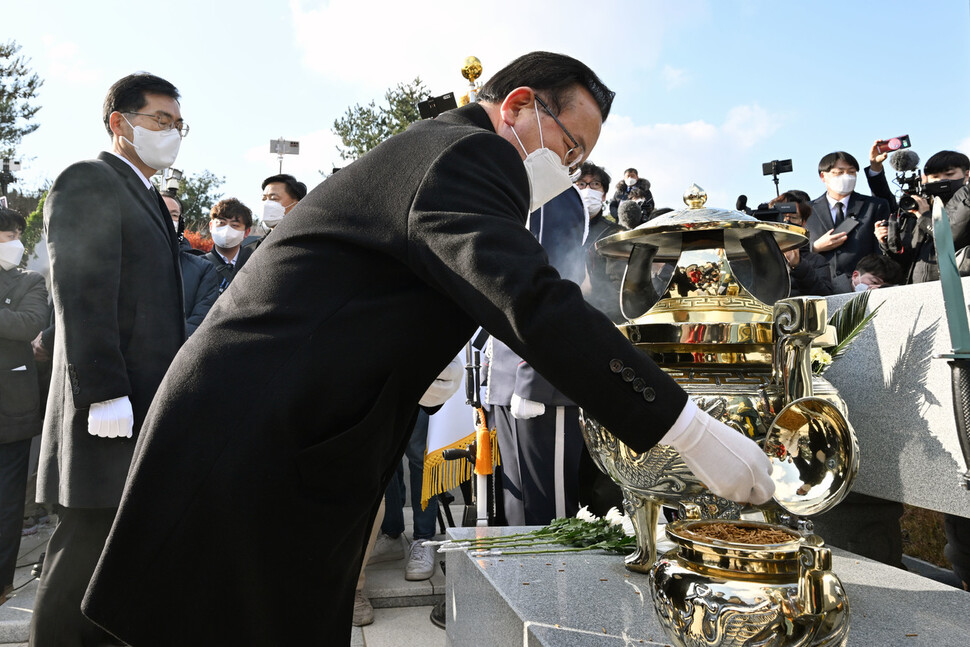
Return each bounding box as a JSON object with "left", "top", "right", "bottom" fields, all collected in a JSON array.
[
  {"left": 510, "top": 394, "right": 545, "bottom": 420},
  {"left": 419, "top": 358, "right": 463, "bottom": 407},
  {"left": 88, "top": 396, "right": 134, "bottom": 439},
  {"left": 661, "top": 399, "right": 774, "bottom": 505}
]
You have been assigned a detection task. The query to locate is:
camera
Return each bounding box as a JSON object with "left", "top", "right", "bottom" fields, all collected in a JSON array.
[
  {"left": 418, "top": 93, "right": 458, "bottom": 119},
  {"left": 751, "top": 202, "right": 796, "bottom": 223}
]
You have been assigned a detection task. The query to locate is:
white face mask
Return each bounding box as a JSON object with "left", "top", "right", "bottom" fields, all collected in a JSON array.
[
  {"left": 580, "top": 187, "right": 604, "bottom": 216},
  {"left": 0, "top": 239, "right": 24, "bottom": 271},
  {"left": 825, "top": 173, "right": 856, "bottom": 196},
  {"left": 261, "top": 200, "right": 286, "bottom": 228},
  {"left": 510, "top": 101, "right": 574, "bottom": 213},
  {"left": 122, "top": 115, "right": 182, "bottom": 171},
  {"left": 853, "top": 282, "right": 870, "bottom": 292},
  {"left": 624, "top": 177, "right": 637, "bottom": 187},
  {"left": 210, "top": 224, "right": 245, "bottom": 249}
]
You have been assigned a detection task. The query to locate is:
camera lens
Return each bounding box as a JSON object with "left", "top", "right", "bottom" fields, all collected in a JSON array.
[{"left": 899, "top": 195, "right": 918, "bottom": 212}]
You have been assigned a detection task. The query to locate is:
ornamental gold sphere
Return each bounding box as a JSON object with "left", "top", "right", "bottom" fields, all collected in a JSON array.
[{"left": 462, "top": 56, "right": 482, "bottom": 83}]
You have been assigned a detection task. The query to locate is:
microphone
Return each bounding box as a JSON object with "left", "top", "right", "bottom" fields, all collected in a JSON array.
[
  {"left": 736, "top": 195, "right": 748, "bottom": 213},
  {"left": 889, "top": 149, "right": 920, "bottom": 173},
  {"left": 618, "top": 200, "right": 644, "bottom": 229}
]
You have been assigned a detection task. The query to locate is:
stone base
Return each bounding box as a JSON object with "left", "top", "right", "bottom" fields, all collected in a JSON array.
[{"left": 445, "top": 526, "right": 970, "bottom": 647}]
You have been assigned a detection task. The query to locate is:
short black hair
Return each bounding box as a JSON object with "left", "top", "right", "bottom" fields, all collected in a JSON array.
[
  {"left": 161, "top": 190, "right": 183, "bottom": 215},
  {"left": 924, "top": 150, "right": 970, "bottom": 176},
  {"left": 818, "top": 151, "right": 860, "bottom": 174},
  {"left": 261, "top": 174, "right": 307, "bottom": 201},
  {"left": 856, "top": 254, "right": 902, "bottom": 285},
  {"left": 103, "top": 73, "right": 180, "bottom": 136},
  {"left": 784, "top": 189, "right": 812, "bottom": 204},
  {"left": 0, "top": 207, "right": 26, "bottom": 233},
  {"left": 478, "top": 51, "right": 615, "bottom": 121},
  {"left": 624, "top": 168, "right": 638, "bottom": 176},
  {"left": 579, "top": 161, "right": 611, "bottom": 190},
  {"left": 210, "top": 198, "right": 253, "bottom": 229}
]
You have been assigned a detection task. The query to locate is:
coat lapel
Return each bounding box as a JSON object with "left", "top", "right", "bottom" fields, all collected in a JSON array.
[
  {"left": 96, "top": 152, "right": 178, "bottom": 252},
  {"left": 812, "top": 195, "right": 834, "bottom": 230}
]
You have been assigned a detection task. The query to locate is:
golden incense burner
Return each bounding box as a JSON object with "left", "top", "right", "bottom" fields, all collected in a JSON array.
[{"left": 580, "top": 186, "right": 857, "bottom": 646}]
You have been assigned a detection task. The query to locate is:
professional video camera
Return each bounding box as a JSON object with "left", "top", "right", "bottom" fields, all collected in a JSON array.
[
  {"left": 890, "top": 148, "right": 964, "bottom": 213},
  {"left": 888, "top": 149, "right": 922, "bottom": 212},
  {"left": 750, "top": 201, "right": 797, "bottom": 223}
]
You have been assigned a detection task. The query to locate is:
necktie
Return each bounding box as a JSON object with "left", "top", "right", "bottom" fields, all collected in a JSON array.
[{"left": 834, "top": 202, "right": 845, "bottom": 227}]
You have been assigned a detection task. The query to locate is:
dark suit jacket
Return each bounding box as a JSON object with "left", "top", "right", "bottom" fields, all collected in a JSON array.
[
  {"left": 37, "top": 151, "right": 184, "bottom": 509},
  {"left": 85, "top": 104, "right": 688, "bottom": 646},
  {"left": 180, "top": 251, "right": 220, "bottom": 335},
  {"left": 806, "top": 191, "right": 890, "bottom": 291},
  {"left": 0, "top": 268, "right": 49, "bottom": 443},
  {"left": 203, "top": 245, "right": 252, "bottom": 293}
]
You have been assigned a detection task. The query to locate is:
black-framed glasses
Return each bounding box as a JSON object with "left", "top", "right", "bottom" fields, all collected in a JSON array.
[
  {"left": 534, "top": 95, "right": 584, "bottom": 170},
  {"left": 575, "top": 180, "right": 603, "bottom": 190},
  {"left": 125, "top": 112, "right": 190, "bottom": 138}
]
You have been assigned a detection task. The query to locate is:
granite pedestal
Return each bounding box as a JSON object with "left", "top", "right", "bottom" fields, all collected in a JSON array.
[{"left": 445, "top": 526, "right": 970, "bottom": 647}]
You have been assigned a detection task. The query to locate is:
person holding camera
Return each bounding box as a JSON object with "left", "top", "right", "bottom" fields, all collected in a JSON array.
[
  {"left": 867, "top": 146, "right": 970, "bottom": 284},
  {"left": 769, "top": 193, "right": 833, "bottom": 297},
  {"left": 806, "top": 151, "right": 891, "bottom": 293}
]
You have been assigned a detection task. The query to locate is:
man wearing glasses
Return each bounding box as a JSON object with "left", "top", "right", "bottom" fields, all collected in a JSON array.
[
  {"left": 85, "top": 54, "right": 772, "bottom": 645},
  {"left": 577, "top": 161, "right": 625, "bottom": 322},
  {"left": 32, "top": 73, "right": 187, "bottom": 645}
]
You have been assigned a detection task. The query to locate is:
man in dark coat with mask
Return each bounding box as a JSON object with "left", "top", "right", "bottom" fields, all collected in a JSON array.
[
  {"left": 32, "top": 73, "right": 186, "bottom": 645},
  {"left": 84, "top": 52, "right": 773, "bottom": 647}
]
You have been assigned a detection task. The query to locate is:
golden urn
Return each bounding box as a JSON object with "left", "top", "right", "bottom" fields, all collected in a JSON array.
[{"left": 580, "top": 187, "right": 858, "bottom": 646}]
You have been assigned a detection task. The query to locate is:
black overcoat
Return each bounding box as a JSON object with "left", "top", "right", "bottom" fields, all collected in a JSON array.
[
  {"left": 37, "top": 152, "right": 184, "bottom": 508},
  {"left": 84, "top": 104, "right": 688, "bottom": 645},
  {"left": 0, "top": 268, "right": 49, "bottom": 443}
]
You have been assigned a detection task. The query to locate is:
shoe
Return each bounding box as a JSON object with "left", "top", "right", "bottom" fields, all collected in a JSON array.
[
  {"left": 429, "top": 599, "right": 446, "bottom": 629},
  {"left": 369, "top": 533, "right": 405, "bottom": 564},
  {"left": 405, "top": 539, "right": 435, "bottom": 581},
  {"left": 352, "top": 591, "right": 374, "bottom": 627},
  {"left": 31, "top": 553, "right": 44, "bottom": 579}
]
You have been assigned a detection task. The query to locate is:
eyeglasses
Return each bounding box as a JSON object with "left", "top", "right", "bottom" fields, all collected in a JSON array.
[
  {"left": 125, "top": 112, "right": 190, "bottom": 138},
  {"left": 534, "top": 95, "right": 584, "bottom": 171},
  {"left": 575, "top": 180, "right": 603, "bottom": 190}
]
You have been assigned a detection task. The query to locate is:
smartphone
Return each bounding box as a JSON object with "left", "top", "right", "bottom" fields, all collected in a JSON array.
[
  {"left": 833, "top": 215, "right": 860, "bottom": 235},
  {"left": 875, "top": 135, "right": 911, "bottom": 154}
]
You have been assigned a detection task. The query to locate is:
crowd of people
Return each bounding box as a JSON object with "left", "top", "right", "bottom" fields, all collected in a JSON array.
[{"left": 0, "top": 50, "right": 967, "bottom": 645}]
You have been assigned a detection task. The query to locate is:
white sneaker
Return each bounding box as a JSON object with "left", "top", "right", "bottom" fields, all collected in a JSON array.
[
  {"left": 405, "top": 539, "right": 436, "bottom": 581},
  {"left": 369, "top": 533, "right": 405, "bottom": 564}
]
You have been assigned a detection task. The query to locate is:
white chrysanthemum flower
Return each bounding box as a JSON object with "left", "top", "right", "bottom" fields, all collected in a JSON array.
[
  {"left": 576, "top": 505, "right": 598, "bottom": 522},
  {"left": 811, "top": 348, "right": 832, "bottom": 367},
  {"left": 605, "top": 506, "right": 635, "bottom": 537}
]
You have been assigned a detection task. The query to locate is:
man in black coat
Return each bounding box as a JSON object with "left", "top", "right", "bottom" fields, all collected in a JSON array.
[
  {"left": 162, "top": 194, "right": 220, "bottom": 335},
  {"left": 0, "top": 207, "right": 49, "bottom": 602},
  {"left": 84, "top": 53, "right": 773, "bottom": 646},
  {"left": 32, "top": 73, "right": 186, "bottom": 645},
  {"left": 805, "top": 151, "right": 890, "bottom": 293}
]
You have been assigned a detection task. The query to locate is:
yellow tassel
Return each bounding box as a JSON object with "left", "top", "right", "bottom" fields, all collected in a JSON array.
[{"left": 474, "top": 408, "right": 492, "bottom": 476}]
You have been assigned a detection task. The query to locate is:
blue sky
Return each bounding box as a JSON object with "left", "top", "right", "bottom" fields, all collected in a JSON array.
[{"left": 5, "top": 0, "right": 970, "bottom": 215}]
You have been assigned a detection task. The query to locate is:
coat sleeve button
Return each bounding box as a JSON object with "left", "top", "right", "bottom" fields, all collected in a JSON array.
[
  {"left": 609, "top": 359, "right": 624, "bottom": 373},
  {"left": 621, "top": 367, "right": 635, "bottom": 382},
  {"left": 642, "top": 387, "right": 656, "bottom": 402},
  {"left": 632, "top": 378, "right": 646, "bottom": 392}
]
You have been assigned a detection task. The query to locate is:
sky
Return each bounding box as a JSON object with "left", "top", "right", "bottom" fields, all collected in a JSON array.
[{"left": 4, "top": 0, "right": 970, "bottom": 216}]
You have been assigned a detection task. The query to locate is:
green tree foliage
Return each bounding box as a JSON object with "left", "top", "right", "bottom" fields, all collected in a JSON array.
[
  {"left": 22, "top": 190, "right": 45, "bottom": 260},
  {"left": 332, "top": 78, "right": 427, "bottom": 161},
  {"left": 0, "top": 40, "right": 42, "bottom": 158},
  {"left": 154, "top": 170, "right": 225, "bottom": 234}
]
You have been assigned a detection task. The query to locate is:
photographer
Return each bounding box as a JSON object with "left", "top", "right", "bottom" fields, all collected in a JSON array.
[
  {"left": 767, "top": 193, "right": 833, "bottom": 296},
  {"left": 867, "top": 145, "right": 970, "bottom": 284}
]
